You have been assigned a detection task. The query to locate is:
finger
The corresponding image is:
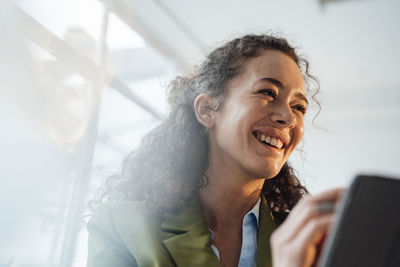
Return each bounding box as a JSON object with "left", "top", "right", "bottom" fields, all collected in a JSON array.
[
  {"left": 289, "top": 187, "right": 344, "bottom": 223},
  {"left": 289, "top": 188, "right": 344, "bottom": 220},
  {"left": 272, "top": 215, "right": 334, "bottom": 267},
  {"left": 292, "top": 213, "right": 334, "bottom": 252},
  {"left": 277, "top": 188, "right": 344, "bottom": 242},
  {"left": 288, "top": 214, "right": 334, "bottom": 266},
  {"left": 311, "top": 188, "right": 346, "bottom": 203},
  {"left": 277, "top": 198, "right": 319, "bottom": 242}
]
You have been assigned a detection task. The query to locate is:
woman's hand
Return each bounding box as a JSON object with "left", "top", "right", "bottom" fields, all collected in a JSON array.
[{"left": 270, "top": 188, "right": 344, "bottom": 267}]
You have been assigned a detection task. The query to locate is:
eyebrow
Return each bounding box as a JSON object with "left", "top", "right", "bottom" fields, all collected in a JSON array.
[
  {"left": 261, "top": 77, "right": 309, "bottom": 105},
  {"left": 261, "top": 77, "right": 284, "bottom": 88},
  {"left": 295, "top": 92, "right": 309, "bottom": 105}
]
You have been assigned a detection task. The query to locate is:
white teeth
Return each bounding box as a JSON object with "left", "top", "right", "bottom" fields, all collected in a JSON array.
[
  {"left": 271, "top": 137, "right": 277, "bottom": 146},
  {"left": 255, "top": 133, "right": 284, "bottom": 149},
  {"left": 276, "top": 139, "right": 283, "bottom": 149},
  {"left": 265, "top": 136, "right": 271, "bottom": 144}
]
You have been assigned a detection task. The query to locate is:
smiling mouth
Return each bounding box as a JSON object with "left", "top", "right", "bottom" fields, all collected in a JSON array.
[{"left": 253, "top": 131, "right": 284, "bottom": 149}]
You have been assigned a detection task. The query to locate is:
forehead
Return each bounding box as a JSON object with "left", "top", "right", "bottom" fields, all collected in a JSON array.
[{"left": 230, "top": 50, "right": 305, "bottom": 92}]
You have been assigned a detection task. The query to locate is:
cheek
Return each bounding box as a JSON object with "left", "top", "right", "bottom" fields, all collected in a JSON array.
[
  {"left": 292, "top": 122, "right": 305, "bottom": 148},
  {"left": 214, "top": 112, "right": 242, "bottom": 146},
  {"left": 217, "top": 104, "right": 250, "bottom": 130}
]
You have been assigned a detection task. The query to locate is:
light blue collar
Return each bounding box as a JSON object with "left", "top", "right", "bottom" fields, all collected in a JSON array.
[
  {"left": 209, "top": 197, "right": 261, "bottom": 265},
  {"left": 247, "top": 197, "right": 261, "bottom": 227}
]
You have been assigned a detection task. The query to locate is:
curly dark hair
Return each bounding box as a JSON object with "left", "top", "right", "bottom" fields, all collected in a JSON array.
[{"left": 98, "top": 33, "right": 319, "bottom": 217}]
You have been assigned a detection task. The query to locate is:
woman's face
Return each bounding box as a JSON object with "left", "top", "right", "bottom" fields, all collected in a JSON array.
[{"left": 209, "top": 50, "right": 308, "bottom": 179}]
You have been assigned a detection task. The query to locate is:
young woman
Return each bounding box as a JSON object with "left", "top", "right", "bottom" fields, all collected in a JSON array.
[{"left": 87, "top": 34, "right": 343, "bottom": 267}]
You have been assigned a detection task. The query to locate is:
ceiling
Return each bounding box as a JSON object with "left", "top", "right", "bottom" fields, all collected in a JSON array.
[
  {"left": 105, "top": 0, "right": 400, "bottom": 120},
  {"left": 105, "top": 0, "right": 400, "bottom": 191},
  {"left": 109, "top": 0, "right": 400, "bottom": 90},
  {"left": 10, "top": 0, "right": 400, "bottom": 191}
]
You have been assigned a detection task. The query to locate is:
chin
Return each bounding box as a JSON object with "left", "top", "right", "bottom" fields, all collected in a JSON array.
[
  {"left": 249, "top": 162, "right": 283, "bottom": 179},
  {"left": 263, "top": 169, "right": 281, "bottom": 180}
]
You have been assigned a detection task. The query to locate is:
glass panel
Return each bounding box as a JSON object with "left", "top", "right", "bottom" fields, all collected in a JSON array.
[
  {"left": 107, "top": 12, "right": 145, "bottom": 50},
  {"left": 15, "top": 0, "right": 104, "bottom": 43},
  {"left": 3, "top": 1, "right": 175, "bottom": 266},
  {"left": 0, "top": 36, "right": 98, "bottom": 266}
]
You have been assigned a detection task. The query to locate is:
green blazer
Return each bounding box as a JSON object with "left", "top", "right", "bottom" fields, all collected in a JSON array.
[{"left": 87, "top": 195, "right": 281, "bottom": 267}]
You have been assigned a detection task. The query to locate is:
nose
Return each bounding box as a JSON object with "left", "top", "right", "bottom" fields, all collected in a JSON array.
[{"left": 270, "top": 104, "right": 296, "bottom": 129}]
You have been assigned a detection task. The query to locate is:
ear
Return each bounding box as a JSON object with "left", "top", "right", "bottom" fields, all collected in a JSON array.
[{"left": 194, "top": 94, "right": 216, "bottom": 128}]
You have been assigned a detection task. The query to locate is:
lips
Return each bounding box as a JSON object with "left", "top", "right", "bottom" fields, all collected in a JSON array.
[
  {"left": 252, "top": 128, "right": 290, "bottom": 149},
  {"left": 254, "top": 132, "right": 283, "bottom": 149}
]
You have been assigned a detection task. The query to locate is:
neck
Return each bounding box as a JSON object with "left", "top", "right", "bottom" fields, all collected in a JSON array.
[{"left": 198, "top": 161, "right": 264, "bottom": 232}]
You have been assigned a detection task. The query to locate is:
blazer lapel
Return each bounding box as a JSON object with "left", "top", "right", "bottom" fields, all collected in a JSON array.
[
  {"left": 160, "top": 198, "right": 220, "bottom": 267},
  {"left": 160, "top": 194, "right": 282, "bottom": 267},
  {"left": 257, "top": 194, "right": 278, "bottom": 267}
]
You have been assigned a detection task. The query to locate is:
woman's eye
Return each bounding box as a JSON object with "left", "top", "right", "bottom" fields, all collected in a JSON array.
[
  {"left": 292, "top": 105, "right": 307, "bottom": 114},
  {"left": 259, "top": 89, "right": 276, "bottom": 99}
]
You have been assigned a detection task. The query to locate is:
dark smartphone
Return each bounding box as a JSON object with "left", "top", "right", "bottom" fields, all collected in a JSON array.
[{"left": 319, "top": 174, "right": 400, "bottom": 267}]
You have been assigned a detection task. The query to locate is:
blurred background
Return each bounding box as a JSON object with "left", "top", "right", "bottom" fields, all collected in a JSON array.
[{"left": 0, "top": 0, "right": 399, "bottom": 266}]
